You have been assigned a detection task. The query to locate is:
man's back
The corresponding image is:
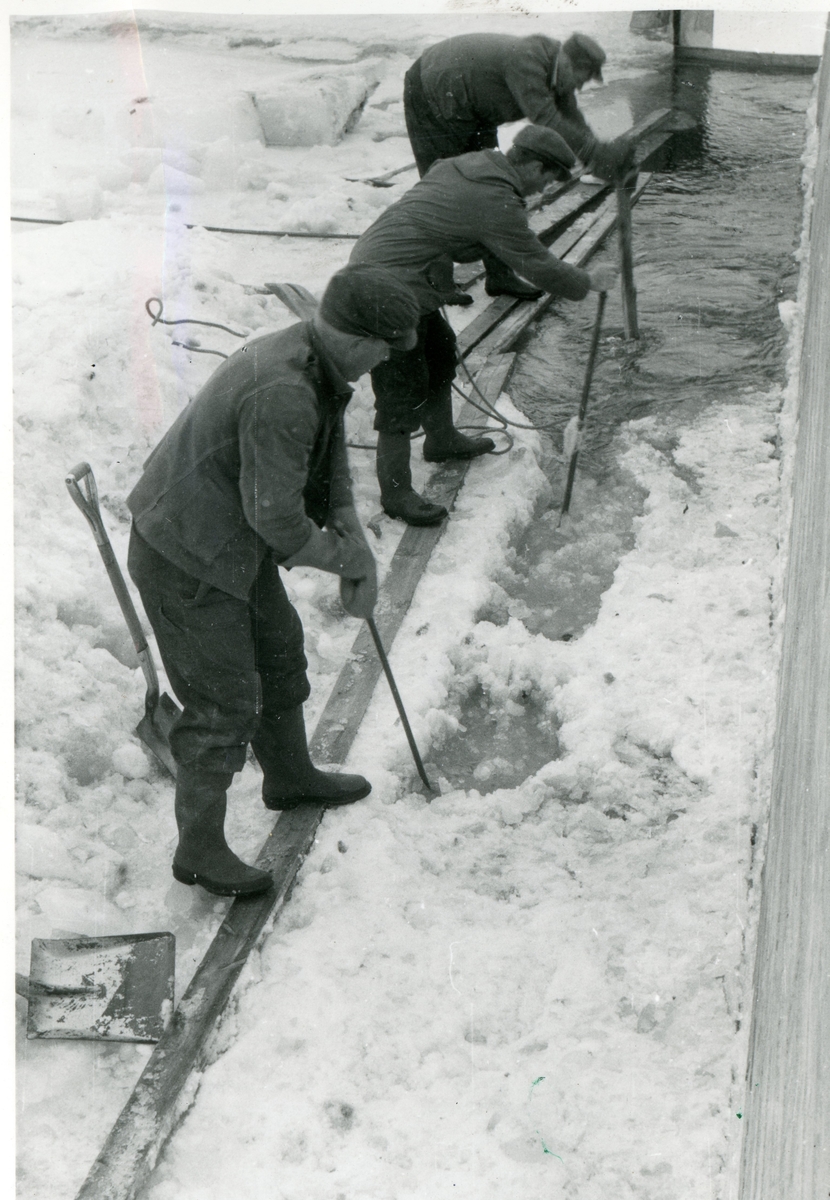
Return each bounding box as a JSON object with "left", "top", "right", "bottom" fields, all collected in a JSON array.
[
  {"left": 128, "top": 322, "right": 351, "bottom": 596},
  {"left": 418, "top": 33, "right": 562, "bottom": 128},
  {"left": 351, "top": 150, "right": 527, "bottom": 306},
  {"left": 350, "top": 149, "right": 589, "bottom": 309}
]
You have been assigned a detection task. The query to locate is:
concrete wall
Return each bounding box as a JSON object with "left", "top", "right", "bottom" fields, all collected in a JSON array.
[{"left": 739, "top": 24, "right": 830, "bottom": 1200}]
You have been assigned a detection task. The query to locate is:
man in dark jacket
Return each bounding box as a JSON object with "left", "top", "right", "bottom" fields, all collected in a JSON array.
[
  {"left": 349, "top": 125, "right": 617, "bottom": 526},
  {"left": 127, "top": 266, "right": 420, "bottom": 897},
  {"left": 404, "top": 31, "right": 631, "bottom": 298}
]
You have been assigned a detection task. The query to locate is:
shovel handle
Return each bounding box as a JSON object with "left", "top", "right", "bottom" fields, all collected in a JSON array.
[
  {"left": 66, "top": 463, "right": 160, "bottom": 710},
  {"left": 16, "top": 972, "right": 105, "bottom": 1000}
]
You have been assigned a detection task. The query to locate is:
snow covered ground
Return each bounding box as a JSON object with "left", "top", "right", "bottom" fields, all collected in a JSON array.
[{"left": 11, "top": 12, "right": 814, "bottom": 1200}]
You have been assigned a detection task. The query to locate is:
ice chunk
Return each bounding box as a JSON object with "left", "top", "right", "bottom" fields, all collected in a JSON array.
[
  {"left": 111, "top": 742, "right": 151, "bottom": 781},
  {"left": 35, "top": 885, "right": 127, "bottom": 936},
  {"left": 16, "top": 823, "right": 84, "bottom": 884},
  {"left": 253, "top": 69, "right": 379, "bottom": 147}
]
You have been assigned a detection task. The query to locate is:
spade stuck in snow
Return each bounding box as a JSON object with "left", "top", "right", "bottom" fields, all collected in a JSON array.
[
  {"left": 16, "top": 933, "right": 175, "bottom": 1042},
  {"left": 66, "top": 462, "right": 180, "bottom": 778}
]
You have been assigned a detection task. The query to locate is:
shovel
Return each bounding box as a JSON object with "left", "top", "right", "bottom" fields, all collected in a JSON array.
[
  {"left": 66, "top": 462, "right": 180, "bottom": 778},
  {"left": 16, "top": 932, "right": 175, "bottom": 1042}
]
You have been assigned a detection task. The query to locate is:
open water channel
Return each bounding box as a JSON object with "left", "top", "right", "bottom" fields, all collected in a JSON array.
[{"left": 437, "top": 58, "right": 813, "bottom": 795}]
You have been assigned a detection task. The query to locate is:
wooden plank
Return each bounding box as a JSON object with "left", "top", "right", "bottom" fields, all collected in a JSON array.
[
  {"left": 738, "top": 24, "right": 830, "bottom": 1200},
  {"left": 528, "top": 179, "right": 607, "bottom": 238},
  {"left": 675, "top": 44, "right": 820, "bottom": 72},
  {"left": 71, "top": 352, "right": 516, "bottom": 1200}
]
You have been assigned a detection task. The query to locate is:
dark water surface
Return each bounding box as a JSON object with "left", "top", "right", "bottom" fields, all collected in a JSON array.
[
  {"left": 514, "top": 63, "right": 811, "bottom": 469},
  {"left": 439, "top": 62, "right": 812, "bottom": 792}
]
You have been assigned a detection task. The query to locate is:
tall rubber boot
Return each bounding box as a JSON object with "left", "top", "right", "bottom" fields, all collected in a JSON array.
[
  {"left": 172, "top": 765, "right": 272, "bottom": 897},
  {"left": 482, "top": 250, "right": 543, "bottom": 301},
  {"left": 421, "top": 389, "right": 496, "bottom": 463},
  {"left": 376, "top": 431, "right": 448, "bottom": 527},
  {"left": 252, "top": 705, "right": 372, "bottom": 811}
]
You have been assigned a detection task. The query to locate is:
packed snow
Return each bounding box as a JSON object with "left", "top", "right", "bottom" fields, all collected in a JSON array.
[{"left": 12, "top": 11, "right": 816, "bottom": 1200}]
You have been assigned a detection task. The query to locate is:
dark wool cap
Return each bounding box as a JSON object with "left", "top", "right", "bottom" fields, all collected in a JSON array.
[
  {"left": 563, "top": 32, "right": 606, "bottom": 82},
  {"left": 512, "top": 124, "right": 576, "bottom": 171},
  {"left": 319, "top": 266, "right": 420, "bottom": 348}
]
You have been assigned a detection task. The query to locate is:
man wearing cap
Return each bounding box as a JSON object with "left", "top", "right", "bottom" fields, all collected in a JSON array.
[
  {"left": 404, "top": 31, "right": 631, "bottom": 299},
  {"left": 126, "top": 266, "right": 420, "bottom": 897},
  {"left": 349, "top": 125, "right": 618, "bottom": 526}
]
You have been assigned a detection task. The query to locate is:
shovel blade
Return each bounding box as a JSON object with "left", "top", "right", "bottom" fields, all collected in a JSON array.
[
  {"left": 136, "top": 691, "right": 180, "bottom": 779},
  {"left": 26, "top": 933, "right": 175, "bottom": 1042}
]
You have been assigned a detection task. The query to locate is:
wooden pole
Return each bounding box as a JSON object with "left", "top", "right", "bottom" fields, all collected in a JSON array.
[
  {"left": 616, "top": 170, "right": 639, "bottom": 339},
  {"left": 738, "top": 21, "right": 830, "bottom": 1199}
]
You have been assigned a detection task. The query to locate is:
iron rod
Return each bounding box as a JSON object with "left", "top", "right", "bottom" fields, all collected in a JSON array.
[{"left": 366, "top": 617, "right": 436, "bottom": 792}]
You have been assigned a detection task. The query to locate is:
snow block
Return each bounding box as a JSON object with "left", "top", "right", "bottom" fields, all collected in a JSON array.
[{"left": 252, "top": 68, "right": 380, "bottom": 147}]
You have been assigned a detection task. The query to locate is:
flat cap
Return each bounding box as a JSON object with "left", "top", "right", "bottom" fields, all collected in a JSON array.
[
  {"left": 512, "top": 124, "right": 576, "bottom": 171},
  {"left": 563, "top": 32, "right": 606, "bottom": 82},
  {"left": 319, "top": 265, "right": 420, "bottom": 348}
]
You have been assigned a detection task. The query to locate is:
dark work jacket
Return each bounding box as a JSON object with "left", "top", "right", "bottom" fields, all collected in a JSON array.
[
  {"left": 127, "top": 322, "right": 353, "bottom": 601},
  {"left": 417, "top": 33, "right": 598, "bottom": 162},
  {"left": 350, "top": 150, "right": 591, "bottom": 314}
]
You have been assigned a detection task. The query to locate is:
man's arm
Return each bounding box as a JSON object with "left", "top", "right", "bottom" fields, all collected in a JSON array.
[
  {"left": 503, "top": 38, "right": 598, "bottom": 162},
  {"left": 327, "top": 414, "right": 354, "bottom": 514},
  {"left": 238, "top": 383, "right": 321, "bottom": 560},
  {"left": 238, "top": 387, "right": 376, "bottom": 614},
  {"left": 476, "top": 185, "right": 593, "bottom": 300}
]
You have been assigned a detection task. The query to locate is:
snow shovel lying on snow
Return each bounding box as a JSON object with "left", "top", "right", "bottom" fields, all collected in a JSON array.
[
  {"left": 16, "top": 932, "right": 175, "bottom": 1042},
  {"left": 66, "top": 462, "right": 180, "bottom": 778}
]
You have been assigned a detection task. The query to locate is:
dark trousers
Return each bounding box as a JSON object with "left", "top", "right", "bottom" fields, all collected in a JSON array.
[
  {"left": 128, "top": 527, "right": 310, "bottom": 776},
  {"left": 371, "top": 310, "right": 458, "bottom": 434},
  {"left": 404, "top": 60, "right": 497, "bottom": 177},
  {"left": 403, "top": 62, "right": 513, "bottom": 291}
]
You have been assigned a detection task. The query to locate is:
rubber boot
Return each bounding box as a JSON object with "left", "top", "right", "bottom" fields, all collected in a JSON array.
[
  {"left": 421, "top": 389, "right": 496, "bottom": 463},
  {"left": 482, "top": 252, "right": 543, "bottom": 302},
  {"left": 376, "top": 431, "right": 448, "bottom": 527},
  {"left": 172, "top": 766, "right": 272, "bottom": 897},
  {"left": 253, "top": 706, "right": 372, "bottom": 811}
]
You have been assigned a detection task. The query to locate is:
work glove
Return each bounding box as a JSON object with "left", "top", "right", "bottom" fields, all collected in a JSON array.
[
  {"left": 339, "top": 573, "right": 378, "bottom": 619},
  {"left": 590, "top": 136, "right": 636, "bottom": 183},
  {"left": 329, "top": 506, "right": 378, "bottom": 617},
  {"left": 588, "top": 265, "right": 619, "bottom": 293},
  {"left": 283, "top": 509, "right": 378, "bottom": 617},
  {"left": 282, "top": 522, "right": 375, "bottom": 582}
]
